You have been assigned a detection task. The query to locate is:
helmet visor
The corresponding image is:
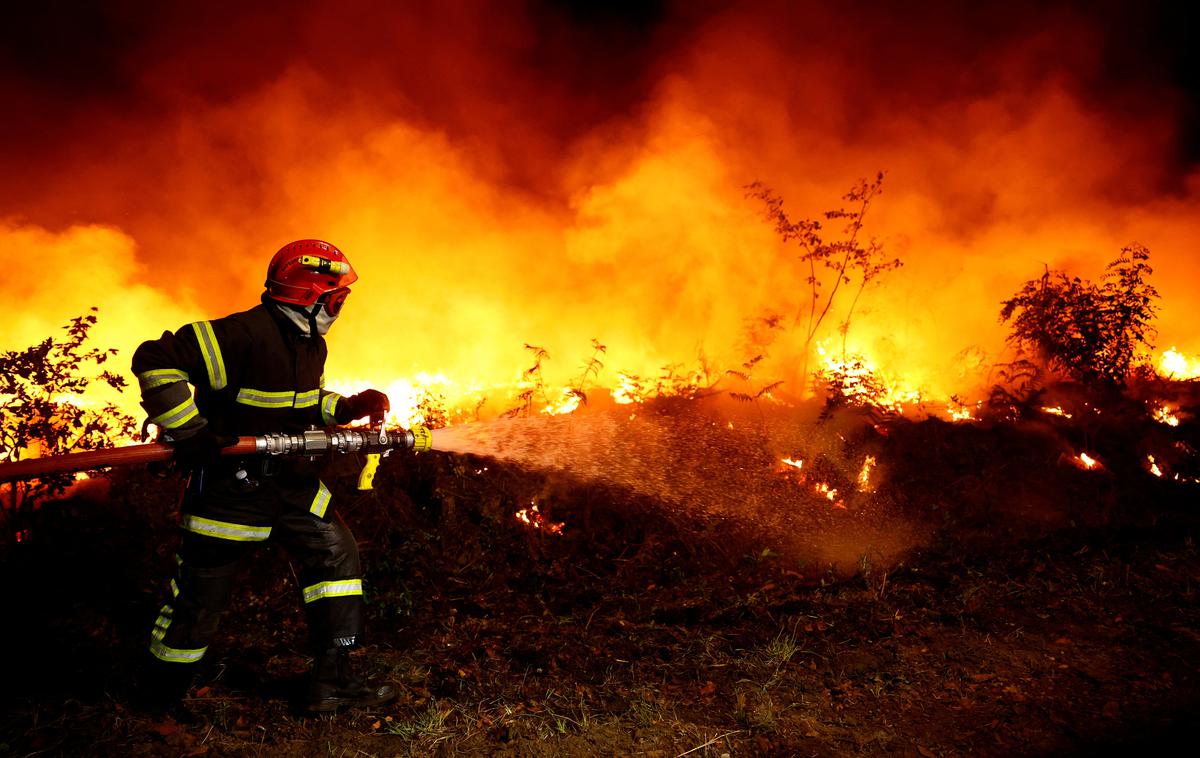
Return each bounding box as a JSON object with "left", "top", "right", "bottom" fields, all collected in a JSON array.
[{"left": 322, "top": 287, "right": 351, "bottom": 317}]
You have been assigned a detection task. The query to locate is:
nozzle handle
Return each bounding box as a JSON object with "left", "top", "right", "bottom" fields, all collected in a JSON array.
[{"left": 357, "top": 453, "right": 381, "bottom": 490}]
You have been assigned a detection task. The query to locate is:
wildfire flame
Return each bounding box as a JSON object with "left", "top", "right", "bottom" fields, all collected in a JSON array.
[
  {"left": 947, "top": 402, "right": 980, "bottom": 423},
  {"left": 1159, "top": 348, "right": 1200, "bottom": 380},
  {"left": 1152, "top": 405, "right": 1181, "bottom": 427},
  {"left": 542, "top": 389, "right": 583, "bottom": 417},
  {"left": 2, "top": 3, "right": 1199, "bottom": 475},
  {"left": 816, "top": 343, "right": 923, "bottom": 415},
  {"left": 857, "top": 456, "right": 877, "bottom": 491},
  {"left": 1147, "top": 455, "right": 1163, "bottom": 477},
  {"left": 514, "top": 502, "right": 564, "bottom": 535},
  {"left": 1075, "top": 452, "right": 1101, "bottom": 471},
  {"left": 777, "top": 456, "right": 848, "bottom": 508},
  {"left": 612, "top": 373, "right": 646, "bottom": 406}
]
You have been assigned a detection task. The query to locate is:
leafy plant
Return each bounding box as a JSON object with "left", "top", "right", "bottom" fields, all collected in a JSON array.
[
  {"left": 1, "top": 309, "right": 137, "bottom": 516},
  {"left": 999, "top": 245, "right": 1159, "bottom": 387},
  {"left": 726, "top": 354, "right": 784, "bottom": 404},
  {"left": 747, "top": 173, "right": 903, "bottom": 385},
  {"left": 504, "top": 344, "right": 551, "bottom": 418},
  {"left": 565, "top": 338, "right": 607, "bottom": 408}
]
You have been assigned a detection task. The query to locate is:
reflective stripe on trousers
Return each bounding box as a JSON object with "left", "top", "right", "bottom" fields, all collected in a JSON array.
[
  {"left": 182, "top": 514, "right": 272, "bottom": 542},
  {"left": 303, "top": 578, "right": 364, "bottom": 603}
]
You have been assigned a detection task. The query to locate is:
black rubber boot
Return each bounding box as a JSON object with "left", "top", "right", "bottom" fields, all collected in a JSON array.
[
  {"left": 132, "top": 655, "right": 196, "bottom": 719},
  {"left": 305, "top": 647, "right": 396, "bottom": 713}
]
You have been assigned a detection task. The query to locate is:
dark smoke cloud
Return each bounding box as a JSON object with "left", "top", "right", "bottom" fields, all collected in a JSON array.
[
  {"left": 0, "top": 1, "right": 699, "bottom": 212},
  {"left": 3, "top": 1, "right": 1193, "bottom": 212}
]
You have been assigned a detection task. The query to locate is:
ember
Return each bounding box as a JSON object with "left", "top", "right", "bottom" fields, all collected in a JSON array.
[
  {"left": 1153, "top": 405, "right": 1181, "bottom": 427},
  {"left": 857, "top": 456, "right": 877, "bottom": 491},
  {"left": 514, "top": 502, "right": 564, "bottom": 535}
]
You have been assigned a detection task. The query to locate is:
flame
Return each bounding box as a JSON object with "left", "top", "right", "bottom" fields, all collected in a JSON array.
[
  {"left": 514, "top": 502, "right": 564, "bottom": 535},
  {"left": 1074, "top": 452, "right": 1101, "bottom": 470},
  {"left": 1041, "top": 406, "right": 1073, "bottom": 419},
  {"left": 857, "top": 455, "right": 877, "bottom": 491},
  {"left": 947, "top": 402, "right": 979, "bottom": 422},
  {"left": 1, "top": 4, "right": 1198, "bottom": 444},
  {"left": 612, "top": 372, "right": 646, "bottom": 405},
  {"left": 1158, "top": 348, "right": 1200, "bottom": 380},
  {"left": 542, "top": 388, "right": 583, "bottom": 416},
  {"left": 1147, "top": 455, "right": 1163, "bottom": 477},
  {"left": 777, "top": 457, "right": 848, "bottom": 507},
  {"left": 1152, "top": 405, "right": 1181, "bottom": 427},
  {"left": 815, "top": 342, "right": 923, "bottom": 414},
  {"left": 813, "top": 482, "right": 846, "bottom": 509}
]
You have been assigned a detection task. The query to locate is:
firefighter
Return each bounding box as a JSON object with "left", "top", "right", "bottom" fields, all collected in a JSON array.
[{"left": 133, "top": 240, "right": 395, "bottom": 713}]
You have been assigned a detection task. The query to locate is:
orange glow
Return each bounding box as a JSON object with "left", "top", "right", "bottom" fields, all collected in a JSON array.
[
  {"left": 1075, "top": 452, "right": 1101, "bottom": 470},
  {"left": 0, "top": 4, "right": 1196, "bottom": 438}
]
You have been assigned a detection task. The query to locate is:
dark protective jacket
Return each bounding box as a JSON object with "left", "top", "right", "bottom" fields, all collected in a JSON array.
[
  {"left": 133, "top": 297, "right": 367, "bottom": 663},
  {"left": 132, "top": 297, "right": 353, "bottom": 441}
]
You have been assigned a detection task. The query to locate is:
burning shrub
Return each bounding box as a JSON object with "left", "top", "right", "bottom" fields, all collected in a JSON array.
[{"left": 999, "top": 245, "right": 1159, "bottom": 388}]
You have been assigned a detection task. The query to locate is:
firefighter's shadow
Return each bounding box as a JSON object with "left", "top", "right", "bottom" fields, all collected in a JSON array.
[{"left": 208, "top": 659, "right": 311, "bottom": 713}]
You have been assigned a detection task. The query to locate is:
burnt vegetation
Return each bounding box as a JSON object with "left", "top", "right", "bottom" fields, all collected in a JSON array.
[{"left": 2, "top": 195, "right": 1199, "bottom": 756}]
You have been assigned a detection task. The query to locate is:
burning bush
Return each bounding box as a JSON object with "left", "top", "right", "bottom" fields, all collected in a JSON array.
[{"left": 999, "top": 244, "right": 1160, "bottom": 388}]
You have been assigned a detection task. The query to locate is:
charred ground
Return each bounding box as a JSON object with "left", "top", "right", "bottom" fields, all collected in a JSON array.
[{"left": 2, "top": 382, "right": 1199, "bottom": 757}]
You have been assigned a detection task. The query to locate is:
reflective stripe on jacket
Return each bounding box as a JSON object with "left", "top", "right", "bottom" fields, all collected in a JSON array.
[{"left": 132, "top": 298, "right": 348, "bottom": 438}]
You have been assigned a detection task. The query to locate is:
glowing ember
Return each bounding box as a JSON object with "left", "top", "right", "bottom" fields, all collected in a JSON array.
[
  {"left": 1152, "top": 405, "right": 1181, "bottom": 427},
  {"left": 1075, "top": 452, "right": 1101, "bottom": 470},
  {"left": 1042, "top": 406, "right": 1073, "bottom": 419},
  {"left": 857, "top": 455, "right": 877, "bottom": 491},
  {"left": 780, "top": 457, "right": 804, "bottom": 470},
  {"left": 1147, "top": 455, "right": 1163, "bottom": 477},
  {"left": 1158, "top": 348, "right": 1200, "bottom": 380},
  {"left": 514, "top": 502, "right": 564, "bottom": 535},
  {"left": 812, "top": 481, "right": 846, "bottom": 509}
]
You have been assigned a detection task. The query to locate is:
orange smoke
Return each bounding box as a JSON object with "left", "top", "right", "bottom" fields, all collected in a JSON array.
[{"left": 1, "top": 1, "right": 1197, "bottom": 424}]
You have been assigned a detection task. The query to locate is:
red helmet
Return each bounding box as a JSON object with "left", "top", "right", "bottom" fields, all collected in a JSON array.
[{"left": 265, "top": 239, "right": 359, "bottom": 311}]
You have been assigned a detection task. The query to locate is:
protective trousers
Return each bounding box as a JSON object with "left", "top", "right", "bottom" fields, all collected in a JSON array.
[{"left": 148, "top": 466, "right": 364, "bottom": 668}]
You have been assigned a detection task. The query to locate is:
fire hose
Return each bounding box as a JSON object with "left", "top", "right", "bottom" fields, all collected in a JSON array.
[{"left": 0, "top": 425, "right": 434, "bottom": 490}]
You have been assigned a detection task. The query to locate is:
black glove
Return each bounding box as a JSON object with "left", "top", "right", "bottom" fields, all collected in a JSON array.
[
  {"left": 167, "top": 426, "right": 238, "bottom": 469},
  {"left": 340, "top": 389, "right": 390, "bottom": 423}
]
